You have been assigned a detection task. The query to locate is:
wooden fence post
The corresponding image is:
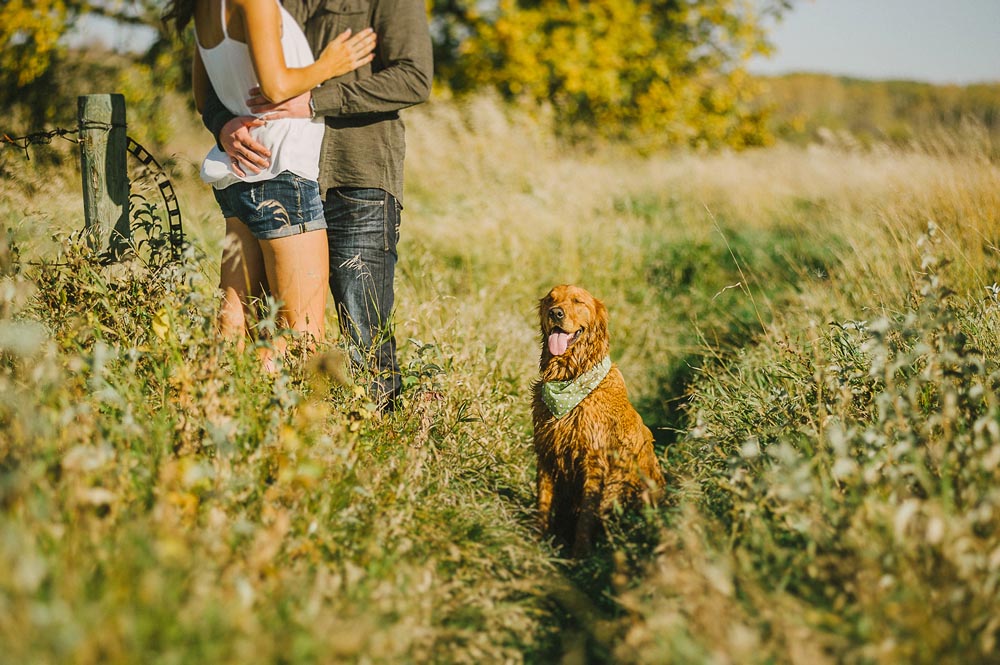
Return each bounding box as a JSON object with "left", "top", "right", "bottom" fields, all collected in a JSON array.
[{"left": 78, "top": 94, "right": 130, "bottom": 258}]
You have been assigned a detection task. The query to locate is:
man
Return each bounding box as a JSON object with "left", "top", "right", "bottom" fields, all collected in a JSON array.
[{"left": 200, "top": 0, "right": 433, "bottom": 410}]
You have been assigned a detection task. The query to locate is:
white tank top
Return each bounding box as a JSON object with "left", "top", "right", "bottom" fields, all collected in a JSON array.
[{"left": 197, "top": 0, "right": 325, "bottom": 188}]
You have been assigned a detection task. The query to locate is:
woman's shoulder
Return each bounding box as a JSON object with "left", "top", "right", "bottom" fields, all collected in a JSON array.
[{"left": 230, "top": 0, "right": 281, "bottom": 16}]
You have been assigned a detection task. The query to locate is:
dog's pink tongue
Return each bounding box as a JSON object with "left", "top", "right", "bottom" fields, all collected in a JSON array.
[{"left": 548, "top": 331, "right": 570, "bottom": 356}]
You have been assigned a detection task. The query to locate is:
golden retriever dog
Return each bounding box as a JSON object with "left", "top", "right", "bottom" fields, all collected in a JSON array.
[{"left": 532, "top": 284, "right": 665, "bottom": 557}]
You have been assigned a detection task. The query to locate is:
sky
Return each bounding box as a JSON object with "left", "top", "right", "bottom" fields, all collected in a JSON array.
[
  {"left": 74, "top": 0, "right": 1000, "bottom": 86},
  {"left": 67, "top": 15, "right": 158, "bottom": 53},
  {"left": 749, "top": 0, "right": 1000, "bottom": 85}
]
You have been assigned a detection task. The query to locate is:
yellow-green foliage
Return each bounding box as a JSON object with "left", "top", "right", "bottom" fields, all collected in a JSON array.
[
  {"left": 0, "top": 0, "right": 68, "bottom": 89},
  {"left": 9, "top": 1, "right": 782, "bottom": 149},
  {"left": 443, "top": 0, "right": 776, "bottom": 148}
]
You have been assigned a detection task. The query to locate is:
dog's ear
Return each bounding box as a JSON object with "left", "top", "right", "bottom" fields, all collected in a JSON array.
[
  {"left": 538, "top": 292, "right": 552, "bottom": 329},
  {"left": 593, "top": 297, "right": 609, "bottom": 334},
  {"left": 589, "top": 296, "right": 610, "bottom": 359}
]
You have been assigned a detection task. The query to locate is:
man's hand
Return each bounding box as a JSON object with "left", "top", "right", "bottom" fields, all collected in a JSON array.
[
  {"left": 248, "top": 88, "right": 313, "bottom": 121},
  {"left": 220, "top": 116, "right": 270, "bottom": 177}
]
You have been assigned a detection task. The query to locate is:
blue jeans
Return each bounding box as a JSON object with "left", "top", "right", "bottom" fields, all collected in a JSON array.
[{"left": 324, "top": 188, "right": 401, "bottom": 408}]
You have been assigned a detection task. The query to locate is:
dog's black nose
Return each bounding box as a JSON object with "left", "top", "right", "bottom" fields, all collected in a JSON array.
[{"left": 549, "top": 306, "right": 564, "bottom": 322}]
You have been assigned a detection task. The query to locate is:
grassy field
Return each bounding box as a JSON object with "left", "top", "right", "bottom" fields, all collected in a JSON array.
[{"left": 2, "top": 94, "right": 999, "bottom": 663}]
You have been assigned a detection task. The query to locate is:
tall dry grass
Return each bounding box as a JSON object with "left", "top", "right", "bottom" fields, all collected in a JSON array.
[{"left": 2, "top": 92, "right": 999, "bottom": 662}]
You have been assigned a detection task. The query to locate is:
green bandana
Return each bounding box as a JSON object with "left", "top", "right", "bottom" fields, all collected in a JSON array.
[{"left": 542, "top": 356, "right": 611, "bottom": 418}]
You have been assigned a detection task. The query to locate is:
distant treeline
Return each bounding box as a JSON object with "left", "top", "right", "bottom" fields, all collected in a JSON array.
[
  {"left": 8, "top": 50, "right": 999, "bottom": 156},
  {"left": 758, "top": 73, "right": 1000, "bottom": 148}
]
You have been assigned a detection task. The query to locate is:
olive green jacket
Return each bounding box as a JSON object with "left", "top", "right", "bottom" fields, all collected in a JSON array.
[{"left": 200, "top": 0, "right": 433, "bottom": 203}]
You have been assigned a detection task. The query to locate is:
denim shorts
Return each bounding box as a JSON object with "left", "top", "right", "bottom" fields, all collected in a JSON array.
[{"left": 213, "top": 171, "right": 327, "bottom": 240}]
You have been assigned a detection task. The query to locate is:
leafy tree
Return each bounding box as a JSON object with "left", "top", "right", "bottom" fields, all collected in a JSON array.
[
  {"left": 1, "top": 0, "right": 187, "bottom": 133},
  {"left": 432, "top": 0, "right": 793, "bottom": 149},
  {"left": 0, "top": 0, "right": 72, "bottom": 89},
  {"left": 0, "top": 0, "right": 158, "bottom": 91},
  {"left": 9, "top": 0, "right": 794, "bottom": 150}
]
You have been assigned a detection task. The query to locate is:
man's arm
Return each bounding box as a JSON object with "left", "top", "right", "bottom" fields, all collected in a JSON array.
[
  {"left": 200, "top": 79, "right": 237, "bottom": 147},
  {"left": 200, "top": 77, "right": 271, "bottom": 176},
  {"left": 310, "top": 0, "right": 433, "bottom": 119},
  {"left": 193, "top": 49, "right": 211, "bottom": 114}
]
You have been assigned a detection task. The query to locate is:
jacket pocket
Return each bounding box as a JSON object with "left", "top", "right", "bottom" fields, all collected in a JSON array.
[
  {"left": 322, "top": 0, "right": 366, "bottom": 14},
  {"left": 317, "top": 0, "right": 370, "bottom": 60}
]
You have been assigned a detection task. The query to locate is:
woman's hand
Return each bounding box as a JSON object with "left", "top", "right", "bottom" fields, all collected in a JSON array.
[{"left": 318, "top": 28, "right": 377, "bottom": 78}]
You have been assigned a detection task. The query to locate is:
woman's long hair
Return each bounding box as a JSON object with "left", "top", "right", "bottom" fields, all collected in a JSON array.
[{"left": 162, "top": 0, "right": 197, "bottom": 34}]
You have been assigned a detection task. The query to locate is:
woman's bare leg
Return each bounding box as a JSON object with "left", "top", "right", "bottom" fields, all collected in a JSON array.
[
  {"left": 218, "top": 216, "right": 266, "bottom": 349},
  {"left": 260, "top": 229, "right": 329, "bottom": 359}
]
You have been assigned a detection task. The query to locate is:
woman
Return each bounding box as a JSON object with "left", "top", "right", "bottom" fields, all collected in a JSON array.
[{"left": 164, "top": 0, "right": 376, "bottom": 369}]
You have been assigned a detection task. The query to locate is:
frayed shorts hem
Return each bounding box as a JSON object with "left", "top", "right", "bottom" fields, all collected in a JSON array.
[{"left": 254, "top": 218, "right": 327, "bottom": 240}]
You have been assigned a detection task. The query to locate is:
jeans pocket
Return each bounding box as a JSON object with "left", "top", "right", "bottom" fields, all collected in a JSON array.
[
  {"left": 335, "top": 188, "right": 385, "bottom": 206},
  {"left": 326, "top": 188, "right": 393, "bottom": 252}
]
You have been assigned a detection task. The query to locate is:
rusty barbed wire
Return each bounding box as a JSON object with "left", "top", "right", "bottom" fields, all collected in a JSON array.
[
  {"left": 2, "top": 122, "right": 127, "bottom": 159},
  {"left": 1, "top": 127, "right": 81, "bottom": 160}
]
